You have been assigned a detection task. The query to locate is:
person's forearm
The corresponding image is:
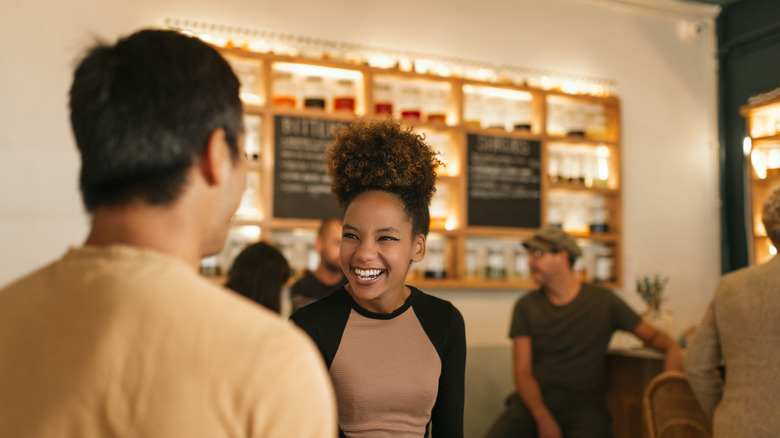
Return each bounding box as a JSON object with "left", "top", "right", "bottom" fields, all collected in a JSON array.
[
  {"left": 515, "top": 373, "right": 554, "bottom": 422},
  {"left": 646, "top": 331, "right": 684, "bottom": 371}
]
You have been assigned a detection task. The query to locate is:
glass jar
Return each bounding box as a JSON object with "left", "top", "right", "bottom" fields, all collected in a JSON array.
[
  {"left": 399, "top": 86, "right": 422, "bottom": 120},
  {"left": 594, "top": 246, "right": 614, "bottom": 283},
  {"left": 589, "top": 197, "right": 609, "bottom": 233},
  {"left": 512, "top": 98, "right": 533, "bottom": 132},
  {"left": 303, "top": 76, "right": 326, "bottom": 110},
  {"left": 272, "top": 71, "right": 297, "bottom": 108},
  {"left": 425, "top": 88, "right": 448, "bottom": 124},
  {"left": 483, "top": 96, "right": 506, "bottom": 130},
  {"left": 463, "top": 92, "right": 483, "bottom": 128},
  {"left": 333, "top": 78, "right": 356, "bottom": 113},
  {"left": 465, "top": 248, "right": 478, "bottom": 280},
  {"left": 548, "top": 149, "right": 561, "bottom": 183},
  {"left": 373, "top": 83, "right": 394, "bottom": 116},
  {"left": 485, "top": 247, "right": 505, "bottom": 280},
  {"left": 424, "top": 245, "right": 446, "bottom": 279},
  {"left": 243, "top": 115, "right": 261, "bottom": 161}
]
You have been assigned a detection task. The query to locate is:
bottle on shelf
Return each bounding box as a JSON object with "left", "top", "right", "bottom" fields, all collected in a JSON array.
[
  {"left": 303, "top": 76, "right": 326, "bottom": 110},
  {"left": 425, "top": 88, "right": 448, "bottom": 124},
  {"left": 424, "top": 243, "right": 446, "bottom": 279},
  {"left": 374, "top": 83, "right": 394, "bottom": 116},
  {"left": 511, "top": 98, "right": 533, "bottom": 132},
  {"left": 594, "top": 245, "right": 615, "bottom": 283},
  {"left": 334, "top": 78, "right": 356, "bottom": 113},
  {"left": 589, "top": 196, "right": 609, "bottom": 234},
  {"left": 272, "top": 71, "right": 297, "bottom": 108},
  {"left": 399, "top": 86, "right": 422, "bottom": 120},
  {"left": 463, "top": 92, "right": 483, "bottom": 128},
  {"left": 243, "top": 115, "right": 262, "bottom": 161},
  {"left": 485, "top": 247, "right": 506, "bottom": 280}
]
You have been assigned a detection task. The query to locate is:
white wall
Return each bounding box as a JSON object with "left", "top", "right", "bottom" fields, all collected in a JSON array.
[{"left": 0, "top": 0, "right": 721, "bottom": 432}]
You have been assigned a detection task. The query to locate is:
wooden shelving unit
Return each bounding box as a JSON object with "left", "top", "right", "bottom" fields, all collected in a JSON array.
[
  {"left": 741, "top": 96, "right": 780, "bottom": 265},
  {"left": 210, "top": 46, "right": 623, "bottom": 290}
]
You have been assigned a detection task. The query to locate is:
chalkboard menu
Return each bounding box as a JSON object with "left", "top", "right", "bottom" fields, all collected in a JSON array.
[
  {"left": 273, "top": 115, "right": 345, "bottom": 219},
  {"left": 467, "top": 134, "right": 541, "bottom": 228}
]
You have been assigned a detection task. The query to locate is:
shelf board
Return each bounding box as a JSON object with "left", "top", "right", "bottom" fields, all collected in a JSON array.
[
  {"left": 751, "top": 133, "right": 780, "bottom": 143},
  {"left": 751, "top": 173, "right": 780, "bottom": 183},
  {"left": 545, "top": 135, "right": 617, "bottom": 146},
  {"left": 548, "top": 182, "right": 620, "bottom": 194},
  {"left": 463, "top": 126, "right": 543, "bottom": 139}
]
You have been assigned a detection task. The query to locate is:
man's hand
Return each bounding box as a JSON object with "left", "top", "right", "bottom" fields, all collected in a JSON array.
[{"left": 535, "top": 410, "right": 563, "bottom": 438}]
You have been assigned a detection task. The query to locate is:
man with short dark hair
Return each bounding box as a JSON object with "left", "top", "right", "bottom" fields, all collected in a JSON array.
[
  {"left": 0, "top": 29, "right": 335, "bottom": 437},
  {"left": 485, "top": 226, "right": 682, "bottom": 438},
  {"left": 290, "top": 217, "right": 347, "bottom": 312}
]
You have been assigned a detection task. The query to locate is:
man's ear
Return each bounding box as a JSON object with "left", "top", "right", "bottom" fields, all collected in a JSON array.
[
  {"left": 199, "top": 128, "right": 229, "bottom": 186},
  {"left": 411, "top": 234, "right": 426, "bottom": 263}
]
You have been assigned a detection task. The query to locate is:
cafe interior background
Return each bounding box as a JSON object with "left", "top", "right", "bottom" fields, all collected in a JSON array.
[{"left": 2, "top": 0, "right": 777, "bottom": 436}]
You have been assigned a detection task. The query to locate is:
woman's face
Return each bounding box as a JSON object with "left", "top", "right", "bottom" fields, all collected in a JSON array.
[{"left": 340, "top": 190, "right": 425, "bottom": 313}]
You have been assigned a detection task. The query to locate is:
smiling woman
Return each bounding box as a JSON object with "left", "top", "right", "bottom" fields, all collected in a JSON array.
[{"left": 290, "top": 119, "right": 467, "bottom": 438}]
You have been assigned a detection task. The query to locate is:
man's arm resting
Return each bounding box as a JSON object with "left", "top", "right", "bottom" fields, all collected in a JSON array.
[
  {"left": 512, "top": 337, "right": 562, "bottom": 438},
  {"left": 633, "top": 321, "right": 684, "bottom": 371}
]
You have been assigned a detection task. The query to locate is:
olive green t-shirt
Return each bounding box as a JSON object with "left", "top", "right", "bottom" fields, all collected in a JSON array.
[{"left": 510, "top": 283, "right": 641, "bottom": 403}]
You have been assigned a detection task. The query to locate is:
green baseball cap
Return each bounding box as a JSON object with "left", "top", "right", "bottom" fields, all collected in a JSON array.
[{"left": 523, "top": 226, "right": 582, "bottom": 259}]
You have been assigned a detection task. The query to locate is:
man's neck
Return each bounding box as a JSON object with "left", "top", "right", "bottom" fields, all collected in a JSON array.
[
  {"left": 312, "top": 264, "right": 344, "bottom": 286},
  {"left": 85, "top": 203, "right": 203, "bottom": 271},
  {"left": 543, "top": 271, "right": 582, "bottom": 306}
]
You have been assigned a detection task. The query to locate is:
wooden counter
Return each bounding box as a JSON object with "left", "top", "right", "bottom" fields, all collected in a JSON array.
[{"left": 606, "top": 348, "right": 665, "bottom": 438}]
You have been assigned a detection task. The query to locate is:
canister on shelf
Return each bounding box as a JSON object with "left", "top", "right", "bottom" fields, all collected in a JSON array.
[
  {"left": 272, "top": 71, "right": 297, "bottom": 108},
  {"left": 303, "top": 76, "right": 326, "bottom": 110},
  {"left": 374, "top": 83, "right": 394, "bottom": 116},
  {"left": 334, "top": 78, "right": 356, "bottom": 113},
  {"left": 425, "top": 88, "right": 448, "bottom": 124},
  {"left": 399, "top": 86, "right": 422, "bottom": 120}
]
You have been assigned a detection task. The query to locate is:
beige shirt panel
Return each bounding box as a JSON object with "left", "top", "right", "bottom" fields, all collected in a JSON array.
[{"left": 0, "top": 245, "right": 336, "bottom": 438}]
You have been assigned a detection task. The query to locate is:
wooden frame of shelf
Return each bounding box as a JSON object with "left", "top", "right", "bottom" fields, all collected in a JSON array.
[
  {"left": 214, "top": 46, "right": 624, "bottom": 289},
  {"left": 741, "top": 97, "right": 780, "bottom": 265}
]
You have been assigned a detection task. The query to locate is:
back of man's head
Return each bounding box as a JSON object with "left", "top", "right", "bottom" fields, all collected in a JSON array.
[{"left": 69, "top": 29, "right": 243, "bottom": 213}]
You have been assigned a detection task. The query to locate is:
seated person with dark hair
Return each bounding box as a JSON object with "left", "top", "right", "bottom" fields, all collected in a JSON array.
[
  {"left": 485, "top": 226, "right": 682, "bottom": 438},
  {"left": 226, "top": 241, "right": 291, "bottom": 314},
  {"left": 290, "top": 218, "right": 347, "bottom": 312}
]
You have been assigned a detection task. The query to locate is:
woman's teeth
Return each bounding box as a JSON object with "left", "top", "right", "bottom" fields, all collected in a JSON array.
[{"left": 354, "top": 268, "right": 384, "bottom": 280}]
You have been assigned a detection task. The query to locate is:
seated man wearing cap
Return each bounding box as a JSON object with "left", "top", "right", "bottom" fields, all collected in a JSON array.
[{"left": 485, "top": 226, "right": 683, "bottom": 438}]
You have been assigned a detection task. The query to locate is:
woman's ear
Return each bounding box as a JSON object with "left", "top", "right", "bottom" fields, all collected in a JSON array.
[{"left": 411, "top": 234, "right": 426, "bottom": 263}]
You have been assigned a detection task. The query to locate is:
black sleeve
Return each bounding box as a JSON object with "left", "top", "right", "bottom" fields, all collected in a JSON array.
[
  {"left": 413, "top": 290, "right": 466, "bottom": 438},
  {"left": 289, "top": 287, "right": 352, "bottom": 369}
]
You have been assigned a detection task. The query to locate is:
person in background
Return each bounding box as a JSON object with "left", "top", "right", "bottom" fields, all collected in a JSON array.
[
  {"left": 0, "top": 29, "right": 335, "bottom": 437},
  {"left": 290, "top": 218, "right": 347, "bottom": 313},
  {"left": 484, "top": 226, "right": 683, "bottom": 438},
  {"left": 291, "top": 119, "right": 466, "bottom": 437},
  {"left": 226, "top": 241, "right": 291, "bottom": 314},
  {"left": 684, "top": 187, "right": 780, "bottom": 437}
]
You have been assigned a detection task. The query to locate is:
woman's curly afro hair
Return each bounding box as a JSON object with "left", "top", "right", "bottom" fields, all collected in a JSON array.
[{"left": 326, "top": 118, "right": 442, "bottom": 237}]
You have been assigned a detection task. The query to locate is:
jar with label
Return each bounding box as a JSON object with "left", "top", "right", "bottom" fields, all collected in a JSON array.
[
  {"left": 465, "top": 248, "right": 478, "bottom": 280},
  {"left": 425, "top": 88, "right": 448, "bottom": 123},
  {"left": 515, "top": 249, "right": 530, "bottom": 280},
  {"left": 485, "top": 247, "right": 506, "bottom": 280},
  {"left": 589, "top": 197, "right": 609, "bottom": 233},
  {"left": 272, "top": 71, "right": 297, "bottom": 108},
  {"left": 399, "top": 86, "right": 422, "bottom": 120},
  {"left": 333, "top": 78, "right": 356, "bottom": 113},
  {"left": 594, "top": 246, "right": 614, "bottom": 283},
  {"left": 303, "top": 76, "right": 326, "bottom": 110},
  {"left": 548, "top": 149, "right": 561, "bottom": 183},
  {"left": 483, "top": 96, "right": 506, "bottom": 130},
  {"left": 463, "top": 92, "right": 483, "bottom": 128},
  {"left": 512, "top": 98, "right": 533, "bottom": 132},
  {"left": 374, "top": 83, "right": 394, "bottom": 116},
  {"left": 424, "top": 245, "right": 446, "bottom": 279}
]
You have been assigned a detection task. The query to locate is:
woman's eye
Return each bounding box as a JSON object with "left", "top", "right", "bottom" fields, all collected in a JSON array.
[
  {"left": 378, "top": 236, "right": 399, "bottom": 242},
  {"left": 343, "top": 233, "right": 358, "bottom": 240}
]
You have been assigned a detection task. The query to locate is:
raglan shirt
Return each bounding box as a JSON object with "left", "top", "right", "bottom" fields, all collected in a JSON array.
[
  {"left": 290, "top": 286, "right": 466, "bottom": 438},
  {"left": 510, "top": 283, "right": 641, "bottom": 404}
]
